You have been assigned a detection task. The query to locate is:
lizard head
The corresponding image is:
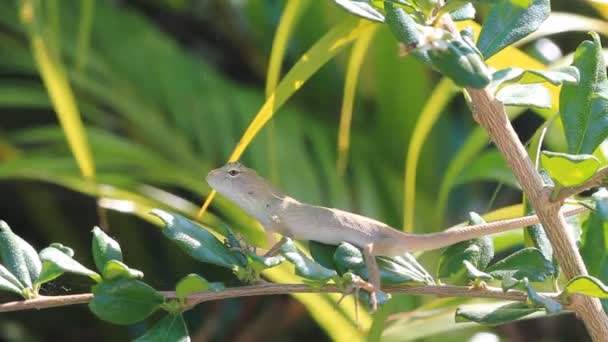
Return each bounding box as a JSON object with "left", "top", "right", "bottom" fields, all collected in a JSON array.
[{"left": 206, "top": 162, "right": 278, "bottom": 225}]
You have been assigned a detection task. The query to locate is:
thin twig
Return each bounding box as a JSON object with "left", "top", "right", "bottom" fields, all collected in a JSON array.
[
  {"left": 553, "top": 166, "right": 608, "bottom": 203},
  {"left": 0, "top": 283, "right": 562, "bottom": 313}
]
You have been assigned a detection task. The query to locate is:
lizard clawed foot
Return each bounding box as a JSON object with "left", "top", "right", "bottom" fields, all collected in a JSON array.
[{"left": 340, "top": 275, "right": 378, "bottom": 313}]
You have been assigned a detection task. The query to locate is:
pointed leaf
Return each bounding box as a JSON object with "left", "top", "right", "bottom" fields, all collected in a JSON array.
[
  {"left": 175, "top": 274, "right": 224, "bottom": 302},
  {"left": 309, "top": 241, "right": 338, "bottom": 270},
  {"left": 477, "top": 0, "right": 550, "bottom": 59},
  {"left": 486, "top": 247, "right": 554, "bottom": 282},
  {"left": 0, "top": 263, "right": 24, "bottom": 294},
  {"left": 429, "top": 36, "right": 492, "bottom": 88},
  {"left": 490, "top": 66, "right": 579, "bottom": 94},
  {"left": 92, "top": 226, "right": 123, "bottom": 273},
  {"left": 134, "top": 314, "right": 190, "bottom": 342},
  {"left": 524, "top": 280, "right": 561, "bottom": 314},
  {"left": 437, "top": 212, "right": 494, "bottom": 284},
  {"left": 541, "top": 151, "right": 600, "bottom": 187},
  {"left": 102, "top": 260, "right": 143, "bottom": 280},
  {"left": 560, "top": 33, "right": 608, "bottom": 154},
  {"left": 496, "top": 84, "right": 551, "bottom": 109},
  {"left": 333, "top": 243, "right": 432, "bottom": 285},
  {"left": 449, "top": 3, "right": 476, "bottom": 21},
  {"left": 151, "top": 210, "right": 241, "bottom": 269},
  {"left": 334, "top": 0, "right": 385, "bottom": 22},
  {"left": 581, "top": 189, "right": 608, "bottom": 278},
  {"left": 89, "top": 278, "right": 164, "bottom": 325},
  {"left": 0, "top": 221, "right": 41, "bottom": 288},
  {"left": 280, "top": 239, "right": 337, "bottom": 281},
  {"left": 564, "top": 275, "right": 608, "bottom": 299},
  {"left": 36, "top": 245, "right": 100, "bottom": 285},
  {"left": 456, "top": 302, "right": 540, "bottom": 325},
  {"left": 463, "top": 260, "right": 493, "bottom": 280}
]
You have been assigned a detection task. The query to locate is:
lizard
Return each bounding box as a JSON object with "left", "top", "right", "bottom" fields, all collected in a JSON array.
[{"left": 206, "top": 162, "right": 587, "bottom": 309}]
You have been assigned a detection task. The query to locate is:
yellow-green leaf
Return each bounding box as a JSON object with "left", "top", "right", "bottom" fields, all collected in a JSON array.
[
  {"left": 564, "top": 275, "right": 608, "bottom": 299},
  {"left": 541, "top": 151, "right": 600, "bottom": 187}
]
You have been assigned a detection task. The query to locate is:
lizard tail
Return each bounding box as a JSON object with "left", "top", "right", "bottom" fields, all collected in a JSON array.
[{"left": 376, "top": 205, "right": 586, "bottom": 255}]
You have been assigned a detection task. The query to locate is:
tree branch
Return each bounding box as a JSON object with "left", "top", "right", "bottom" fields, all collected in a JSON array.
[
  {"left": 465, "top": 88, "right": 608, "bottom": 340},
  {"left": 0, "top": 283, "right": 563, "bottom": 314},
  {"left": 553, "top": 166, "right": 608, "bottom": 202}
]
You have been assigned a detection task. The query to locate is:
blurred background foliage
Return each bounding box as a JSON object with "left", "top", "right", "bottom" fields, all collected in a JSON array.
[{"left": 0, "top": 0, "right": 606, "bottom": 340}]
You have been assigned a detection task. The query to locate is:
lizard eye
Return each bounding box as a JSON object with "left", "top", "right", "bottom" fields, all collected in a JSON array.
[{"left": 227, "top": 169, "right": 239, "bottom": 177}]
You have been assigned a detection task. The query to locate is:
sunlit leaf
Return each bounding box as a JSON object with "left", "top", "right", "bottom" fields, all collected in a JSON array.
[
  {"left": 133, "top": 314, "right": 189, "bottom": 342},
  {"left": 564, "top": 275, "right": 608, "bottom": 299},
  {"left": 455, "top": 302, "right": 540, "bottom": 325},
  {"left": 496, "top": 84, "right": 552, "bottom": 109},
  {"left": 540, "top": 151, "right": 600, "bottom": 187}
]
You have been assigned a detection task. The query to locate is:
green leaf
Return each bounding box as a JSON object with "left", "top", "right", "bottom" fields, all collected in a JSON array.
[
  {"left": 384, "top": 2, "right": 422, "bottom": 48},
  {"left": 175, "top": 273, "right": 224, "bottom": 302},
  {"left": 564, "top": 275, "right": 608, "bottom": 299},
  {"left": 0, "top": 263, "right": 24, "bottom": 295},
  {"left": 437, "top": 213, "right": 494, "bottom": 284},
  {"left": 151, "top": 209, "right": 241, "bottom": 269},
  {"left": 134, "top": 314, "right": 189, "bottom": 342},
  {"left": 581, "top": 189, "right": 608, "bottom": 278},
  {"left": 486, "top": 247, "right": 554, "bottom": 282},
  {"left": 102, "top": 260, "right": 143, "bottom": 280},
  {"left": 92, "top": 226, "right": 123, "bottom": 273},
  {"left": 449, "top": 3, "right": 475, "bottom": 21},
  {"left": 496, "top": 84, "right": 551, "bottom": 109},
  {"left": 334, "top": 0, "right": 385, "bottom": 22},
  {"left": 309, "top": 241, "right": 338, "bottom": 270},
  {"left": 490, "top": 67, "right": 579, "bottom": 94},
  {"left": 89, "top": 278, "right": 164, "bottom": 325},
  {"left": 333, "top": 243, "right": 432, "bottom": 285},
  {"left": 429, "top": 35, "right": 492, "bottom": 89},
  {"left": 0, "top": 220, "right": 41, "bottom": 288},
  {"left": 462, "top": 260, "right": 493, "bottom": 280},
  {"left": 540, "top": 151, "right": 600, "bottom": 187},
  {"left": 36, "top": 244, "right": 100, "bottom": 286},
  {"left": 560, "top": 33, "right": 608, "bottom": 154},
  {"left": 455, "top": 302, "right": 540, "bottom": 325},
  {"left": 524, "top": 280, "right": 561, "bottom": 314},
  {"left": 477, "top": 0, "right": 550, "bottom": 59},
  {"left": 280, "top": 239, "right": 337, "bottom": 282}
]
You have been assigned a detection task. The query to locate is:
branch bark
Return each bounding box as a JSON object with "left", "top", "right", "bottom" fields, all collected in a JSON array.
[
  {"left": 466, "top": 88, "right": 608, "bottom": 341},
  {"left": 0, "top": 283, "right": 563, "bottom": 313},
  {"left": 553, "top": 165, "right": 608, "bottom": 202}
]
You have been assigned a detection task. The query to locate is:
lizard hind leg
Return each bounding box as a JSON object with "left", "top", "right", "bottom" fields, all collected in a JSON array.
[
  {"left": 264, "top": 236, "right": 288, "bottom": 257},
  {"left": 363, "top": 243, "right": 381, "bottom": 312}
]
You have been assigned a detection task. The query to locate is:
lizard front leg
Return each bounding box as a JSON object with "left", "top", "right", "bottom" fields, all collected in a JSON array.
[{"left": 363, "top": 243, "right": 380, "bottom": 312}]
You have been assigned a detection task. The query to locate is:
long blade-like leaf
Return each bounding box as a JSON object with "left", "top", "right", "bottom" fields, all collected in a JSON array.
[
  {"left": 337, "top": 25, "right": 378, "bottom": 175},
  {"left": 20, "top": 0, "right": 95, "bottom": 180},
  {"left": 198, "top": 18, "right": 375, "bottom": 218}
]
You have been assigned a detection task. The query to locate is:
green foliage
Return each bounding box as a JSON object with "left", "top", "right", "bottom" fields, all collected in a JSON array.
[
  {"left": 280, "top": 238, "right": 337, "bottom": 283},
  {"left": 437, "top": 212, "right": 494, "bottom": 285},
  {"left": 36, "top": 243, "right": 100, "bottom": 285},
  {"left": 0, "top": 221, "right": 41, "bottom": 289},
  {"left": 485, "top": 248, "right": 554, "bottom": 284},
  {"left": 560, "top": 32, "right": 608, "bottom": 154},
  {"left": 151, "top": 210, "right": 242, "bottom": 269},
  {"left": 455, "top": 302, "right": 540, "bottom": 325},
  {"left": 495, "top": 84, "right": 551, "bottom": 108},
  {"left": 541, "top": 151, "right": 600, "bottom": 187},
  {"left": 89, "top": 278, "right": 164, "bottom": 325},
  {"left": 175, "top": 274, "right": 224, "bottom": 302},
  {"left": 564, "top": 275, "right": 608, "bottom": 300},
  {"left": 477, "top": 0, "right": 550, "bottom": 59},
  {"left": 133, "top": 314, "right": 190, "bottom": 342},
  {"left": 91, "top": 226, "right": 123, "bottom": 273}
]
